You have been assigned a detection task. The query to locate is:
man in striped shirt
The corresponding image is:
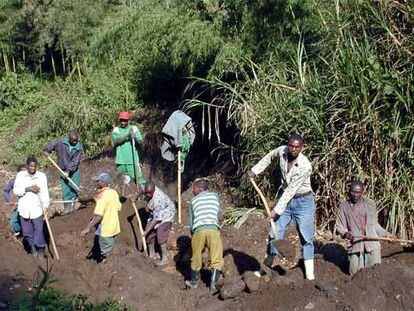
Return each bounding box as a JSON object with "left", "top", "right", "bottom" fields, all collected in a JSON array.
[{"left": 185, "top": 179, "right": 223, "bottom": 291}]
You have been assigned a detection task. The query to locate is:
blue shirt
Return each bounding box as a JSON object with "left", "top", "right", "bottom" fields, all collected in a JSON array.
[{"left": 3, "top": 178, "right": 15, "bottom": 203}]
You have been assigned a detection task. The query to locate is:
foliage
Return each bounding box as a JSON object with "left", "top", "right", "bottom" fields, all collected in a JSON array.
[
  {"left": 185, "top": 0, "right": 414, "bottom": 238},
  {"left": 0, "top": 0, "right": 413, "bottom": 240},
  {"left": 12, "top": 264, "right": 133, "bottom": 311}
]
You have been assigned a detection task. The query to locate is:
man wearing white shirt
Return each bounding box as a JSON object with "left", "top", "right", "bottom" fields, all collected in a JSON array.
[
  {"left": 13, "top": 156, "right": 50, "bottom": 258},
  {"left": 247, "top": 134, "right": 315, "bottom": 280}
]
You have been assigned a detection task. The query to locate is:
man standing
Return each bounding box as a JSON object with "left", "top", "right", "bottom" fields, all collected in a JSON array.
[
  {"left": 185, "top": 179, "right": 223, "bottom": 291},
  {"left": 43, "top": 131, "right": 82, "bottom": 215},
  {"left": 336, "top": 180, "right": 395, "bottom": 275},
  {"left": 13, "top": 156, "right": 50, "bottom": 258},
  {"left": 3, "top": 165, "right": 26, "bottom": 236},
  {"left": 81, "top": 172, "right": 122, "bottom": 262},
  {"left": 142, "top": 181, "right": 176, "bottom": 266},
  {"left": 247, "top": 134, "right": 315, "bottom": 280},
  {"left": 112, "top": 111, "right": 145, "bottom": 188}
]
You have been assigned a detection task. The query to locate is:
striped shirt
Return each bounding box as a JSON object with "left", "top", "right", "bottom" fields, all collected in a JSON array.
[{"left": 189, "top": 191, "right": 221, "bottom": 232}]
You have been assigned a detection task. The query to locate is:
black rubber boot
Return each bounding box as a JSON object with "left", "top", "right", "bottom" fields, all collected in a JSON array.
[
  {"left": 210, "top": 269, "right": 222, "bottom": 292},
  {"left": 36, "top": 247, "right": 46, "bottom": 258},
  {"left": 185, "top": 270, "right": 200, "bottom": 290},
  {"left": 30, "top": 245, "right": 38, "bottom": 257}
]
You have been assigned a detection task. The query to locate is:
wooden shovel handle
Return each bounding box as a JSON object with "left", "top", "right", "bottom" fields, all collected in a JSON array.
[
  {"left": 44, "top": 211, "right": 60, "bottom": 259},
  {"left": 357, "top": 236, "right": 414, "bottom": 244},
  {"left": 46, "top": 156, "right": 80, "bottom": 193},
  {"left": 177, "top": 150, "right": 182, "bottom": 224},
  {"left": 249, "top": 178, "right": 278, "bottom": 238},
  {"left": 131, "top": 200, "right": 147, "bottom": 252}
]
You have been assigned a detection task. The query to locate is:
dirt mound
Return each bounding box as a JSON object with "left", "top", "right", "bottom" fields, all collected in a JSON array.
[{"left": 1, "top": 158, "right": 414, "bottom": 310}]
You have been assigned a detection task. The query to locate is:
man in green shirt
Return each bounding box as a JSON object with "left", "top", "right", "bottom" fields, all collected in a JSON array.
[{"left": 112, "top": 111, "right": 145, "bottom": 188}]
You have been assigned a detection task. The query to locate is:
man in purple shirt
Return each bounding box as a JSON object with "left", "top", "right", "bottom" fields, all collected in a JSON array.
[
  {"left": 3, "top": 165, "right": 26, "bottom": 235},
  {"left": 336, "top": 180, "right": 396, "bottom": 275}
]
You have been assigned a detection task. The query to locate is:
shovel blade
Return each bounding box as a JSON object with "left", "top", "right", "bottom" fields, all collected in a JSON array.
[{"left": 270, "top": 239, "right": 296, "bottom": 262}]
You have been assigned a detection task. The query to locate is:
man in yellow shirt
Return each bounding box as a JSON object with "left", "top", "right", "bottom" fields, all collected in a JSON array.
[{"left": 81, "top": 172, "right": 122, "bottom": 261}]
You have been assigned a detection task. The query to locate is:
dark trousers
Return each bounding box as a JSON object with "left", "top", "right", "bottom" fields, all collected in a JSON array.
[{"left": 20, "top": 216, "right": 46, "bottom": 248}]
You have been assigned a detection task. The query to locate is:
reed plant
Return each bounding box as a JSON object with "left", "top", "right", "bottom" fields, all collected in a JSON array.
[{"left": 185, "top": 0, "right": 414, "bottom": 238}]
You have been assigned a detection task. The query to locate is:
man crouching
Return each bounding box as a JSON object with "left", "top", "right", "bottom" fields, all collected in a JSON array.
[{"left": 185, "top": 179, "right": 223, "bottom": 291}]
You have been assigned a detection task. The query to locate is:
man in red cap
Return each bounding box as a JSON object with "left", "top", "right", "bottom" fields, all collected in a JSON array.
[{"left": 112, "top": 111, "right": 145, "bottom": 189}]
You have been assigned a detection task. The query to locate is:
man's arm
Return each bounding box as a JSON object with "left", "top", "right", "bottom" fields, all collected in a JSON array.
[
  {"left": 112, "top": 128, "right": 131, "bottom": 147},
  {"left": 273, "top": 166, "right": 311, "bottom": 215},
  {"left": 13, "top": 173, "right": 26, "bottom": 197},
  {"left": 250, "top": 148, "right": 281, "bottom": 177},
  {"left": 81, "top": 215, "right": 103, "bottom": 236},
  {"left": 189, "top": 201, "right": 194, "bottom": 232},
  {"left": 143, "top": 219, "right": 159, "bottom": 236},
  {"left": 132, "top": 126, "right": 143, "bottom": 145},
  {"left": 39, "top": 174, "right": 50, "bottom": 210},
  {"left": 43, "top": 139, "right": 58, "bottom": 155},
  {"left": 372, "top": 202, "right": 392, "bottom": 238},
  {"left": 336, "top": 204, "right": 350, "bottom": 237},
  {"left": 3, "top": 179, "right": 14, "bottom": 203}
]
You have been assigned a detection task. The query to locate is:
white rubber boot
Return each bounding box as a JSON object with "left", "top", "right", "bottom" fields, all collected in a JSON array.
[{"left": 304, "top": 259, "right": 315, "bottom": 280}]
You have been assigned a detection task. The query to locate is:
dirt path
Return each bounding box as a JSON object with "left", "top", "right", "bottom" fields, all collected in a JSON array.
[{"left": 1, "top": 158, "right": 414, "bottom": 310}]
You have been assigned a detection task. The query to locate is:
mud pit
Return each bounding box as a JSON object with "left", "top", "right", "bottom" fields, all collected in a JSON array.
[{"left": 1, "top": 158, "right": 414, "bottom": 310}]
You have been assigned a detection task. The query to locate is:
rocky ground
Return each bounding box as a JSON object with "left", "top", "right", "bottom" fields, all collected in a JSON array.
[{"left": 0, "top": 157, "right": 413, "bottom": 311}]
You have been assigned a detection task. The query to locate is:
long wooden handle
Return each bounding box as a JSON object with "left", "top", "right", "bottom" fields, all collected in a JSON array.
[
  {"left": 11, "top": 200, "right": 77, "bottom": 205},
  {"left": 131, "top": 200, "right": 147, "bottom": 252},
  {"left": 249, "top": 178, "right": 277, "bottom": 238},
  {"left": 46, "top": 156, "right": 80, "bottom": 192},
  {"left": 131, "top": 136, "right": 139, "bottom": 184},
  {"left": 357, "top": 236, "right": 414, "bottom": 244},
  {"left": 44, "top": 211, "right": 60, "bottom": 259},
  {"left": 177, "top": 150, "right": 182, "bottom": 224}
]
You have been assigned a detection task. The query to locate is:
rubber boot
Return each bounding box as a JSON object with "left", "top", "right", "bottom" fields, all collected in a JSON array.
[
  {"left": 304, "top": 259, "right": 315, "bottom": 280},
  {"left": 30, "top": 244, "right": 38, "bottom": 257},
  {"left": 156, "top": 243, "right": 168, "bottom": 266},
  {"left": 36, "top": 247, "right": 46, "bottom": 258},
  {"left": 210, "top": 269, "right": 222, "bottom": 292},
  {"left": 185, "top": 270, "right": 200, "bottom": 290},
  {"left": 148, "top": 243, "right": 156, "bottom": 259}
]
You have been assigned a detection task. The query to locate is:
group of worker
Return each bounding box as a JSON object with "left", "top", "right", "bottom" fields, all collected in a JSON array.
[{"left": 2, "top": 110, "right": 396, "bottom": 292}]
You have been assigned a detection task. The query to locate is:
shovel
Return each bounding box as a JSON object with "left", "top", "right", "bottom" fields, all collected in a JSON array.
[
  {"left": 249, "top": 178, "right": 295, "bottom": 262},
  {"left": 44, "top": 209, "right": 60, "bottom": 259},
  {"left": 354, "top": 235, "right": 414, "bottom": 244},
  {"left": 46, "top": 155, "right": 80, "bottom": 193},
  {"left": 130, "top": 199, "right": 147, "bottom": 252}
]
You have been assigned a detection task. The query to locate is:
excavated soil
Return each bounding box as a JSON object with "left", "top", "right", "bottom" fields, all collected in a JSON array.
[{"left": 1, "top": 158, "right": 414, "bottom": 310}]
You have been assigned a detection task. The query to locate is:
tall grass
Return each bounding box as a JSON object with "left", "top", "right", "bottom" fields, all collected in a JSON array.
[{"left": 185, "top": 0, "right": 414, "bottom": 238}]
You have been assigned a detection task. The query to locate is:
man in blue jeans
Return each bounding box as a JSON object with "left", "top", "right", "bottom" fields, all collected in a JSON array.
[{"left": 247, "top": 133, "right": 315, "bottom": 280}]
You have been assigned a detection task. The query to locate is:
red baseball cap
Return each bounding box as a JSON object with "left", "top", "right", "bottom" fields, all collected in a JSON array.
[{"left": 118, "top": 111, "right": 130, "bottom": 120}]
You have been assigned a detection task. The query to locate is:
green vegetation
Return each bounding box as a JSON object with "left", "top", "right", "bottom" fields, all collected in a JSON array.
[
  {"left": 12, "top": 266, "right": 132, "bottom": 310},
  {"left": 0, "top": 0, "right": 413, "bottom": 239}
]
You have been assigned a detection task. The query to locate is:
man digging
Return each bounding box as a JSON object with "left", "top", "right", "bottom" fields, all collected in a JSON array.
[
  {"left": 44, "top": 131, "right": 82, "bottom": 215},
  {"left": 141, "top": 181, "right": 176, "bottom": 266},
  {"left": 247, "top": 134, "right": 316, "bottom": 280},
  {"left": 185, "top": 179, "right": 224, "bottom": 291},
  {"left": 112, "top": 111, "right": 145, "bottom": 193},
  {"left": 81, "top": 172, "right": 122, "bottom": 262},
  {"left": 336, "top": 180, "right": 396, "bottom": 275}
]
